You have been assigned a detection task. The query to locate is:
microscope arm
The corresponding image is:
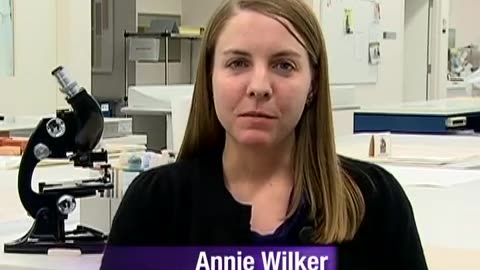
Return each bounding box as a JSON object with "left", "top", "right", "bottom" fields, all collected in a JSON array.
[
  {"left": 52, "top": 66, "right": 104, "bottom": 153},
  {"left": 17, "top": 119, "right": 58, "bottom": 218},
  {"left": 69, "top": 90, "right": 104, "bottom": 154}
]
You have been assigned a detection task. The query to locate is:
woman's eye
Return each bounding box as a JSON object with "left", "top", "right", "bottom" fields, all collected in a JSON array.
[
  {"left": 227, "top": 59, "right": 249, "bottom": 69},
  {"left": 274, "top": 61, "right": 295, "bottom": 72}
]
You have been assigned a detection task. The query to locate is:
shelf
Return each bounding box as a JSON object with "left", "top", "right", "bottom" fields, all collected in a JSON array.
[
  {"left": 123, "top": 31, "right": 202, "bottom": 104},
  {"left": 124, "top": 32, "right": 202, "bottom": 40}
]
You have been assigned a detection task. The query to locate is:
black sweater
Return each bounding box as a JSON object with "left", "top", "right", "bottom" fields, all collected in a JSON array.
[{"left": 100, "top": 153, "right": 428, "bottom": 270}]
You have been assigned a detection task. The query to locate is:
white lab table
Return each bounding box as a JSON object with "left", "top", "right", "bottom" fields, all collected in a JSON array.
[
  {"left": 403, "top": 179, "right": 480, "bottom": 269},
  {"left": 1, "top": 153, "right": 480, "bottom": 269},
  {"left": 337, "top": 132, "right": 480, "bottom": 268},
  {"left": 405, "top": 180, "right": 480, "bottom": 250},
  {"left": 336, "top": 132, "right": 480, "bottom": 169},
  {"left": 336, "top": 133, "right": 480, "bottom": 268}
]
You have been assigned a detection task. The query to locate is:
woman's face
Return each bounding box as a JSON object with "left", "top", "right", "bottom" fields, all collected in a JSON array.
[{"left": 212, "top": 10, "right": 313, "bottom": 148}]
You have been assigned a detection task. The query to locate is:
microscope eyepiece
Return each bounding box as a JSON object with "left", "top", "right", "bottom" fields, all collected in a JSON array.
[{"left": 52, "top": 66, "right": 82, "bottom": 99}]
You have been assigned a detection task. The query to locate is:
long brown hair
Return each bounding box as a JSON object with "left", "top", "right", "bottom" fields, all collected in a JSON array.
[{"left": 177, "top": 0, "right": 365, "bottom": 244}]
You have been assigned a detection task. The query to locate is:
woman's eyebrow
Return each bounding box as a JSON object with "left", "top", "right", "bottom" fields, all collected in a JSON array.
[
  {"left": 222, "top": 49, "right": 302, "bottom": 58},
  {"left": 271, "top": 50, "right": 302, "bottom": 59},
  {"left": 222, "top": 49, "right": 250, "bottom": 56}
]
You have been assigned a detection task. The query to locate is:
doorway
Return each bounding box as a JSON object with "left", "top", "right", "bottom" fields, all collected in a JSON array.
[{"left": 403, "top": 0, "right": 434, "bottom": 102}]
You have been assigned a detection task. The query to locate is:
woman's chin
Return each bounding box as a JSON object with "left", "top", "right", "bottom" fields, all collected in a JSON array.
[{"left": 235, "top": 133, "right": 274, "bottom": 147}]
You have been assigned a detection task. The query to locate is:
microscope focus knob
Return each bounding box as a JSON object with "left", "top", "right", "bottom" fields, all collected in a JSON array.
[
  {"left": 57, "top": 195, "right": 76, "bottom": 215},
  {"left": 46, "top": 118, "right": 66, "bottom": 138},
  {"left": 34, "top": 143, "right": 51, "bottom": 160}
]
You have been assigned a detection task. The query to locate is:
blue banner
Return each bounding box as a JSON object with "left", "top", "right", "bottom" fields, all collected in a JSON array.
[{"left": 101, "top": 246, "right": 337, "bottom": 270}]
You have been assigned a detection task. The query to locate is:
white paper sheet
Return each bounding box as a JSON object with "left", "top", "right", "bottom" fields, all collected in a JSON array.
[
  {"left": 368, "top": 154, "right": 480, "bottom": 166},
  {"left": 381, "top": 165, "right": 480, "bottom": 188}
]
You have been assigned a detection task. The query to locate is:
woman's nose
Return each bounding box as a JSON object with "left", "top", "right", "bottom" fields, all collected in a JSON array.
[
  {"left": 246, "top": 66, "right": 272, "bottom": 99},
  {"left": 247, "top": 87, "right": 272, "bottom": 98}
]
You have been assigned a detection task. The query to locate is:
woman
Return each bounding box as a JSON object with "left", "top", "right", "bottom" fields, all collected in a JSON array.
[{"left": 102, "top": 0, "right": 428, "bottom": 269}]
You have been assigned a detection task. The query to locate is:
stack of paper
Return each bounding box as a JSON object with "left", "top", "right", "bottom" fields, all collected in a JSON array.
[
  {"left": 367, "top": 154, "right": 480, "bottom": 166},
  {"left": 381, "top": 165, "right": 480, "bottom": 188}
]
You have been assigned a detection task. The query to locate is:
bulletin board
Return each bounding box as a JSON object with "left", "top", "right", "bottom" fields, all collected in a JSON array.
[{"left": 318, "top": 0, "right": 382, "bottom": 84}]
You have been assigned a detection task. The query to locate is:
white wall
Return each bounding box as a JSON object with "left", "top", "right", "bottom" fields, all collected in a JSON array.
[
  {"left": 137, "top": 0, "right": 181, "bottom": 15},
  {"left": 182, "top": 0, "right": 223, "bottom": 26},
  {"left": 404, "top": 0, "right": 430, "bottom": 102},
  {"left": 181, "top": 0, "right": 315, "bottom": 31},
  {"left": 0, "top": 0, "right": 56, "bottom": 116},
  {"left": 449, "top": 0, "right": 480, "bottom": 47},
  {"left": 56, "top": 0, "right": 92, "bottom": 109},
  {"left": 0, "top": 0, "right": 90, "bottom": 116}
]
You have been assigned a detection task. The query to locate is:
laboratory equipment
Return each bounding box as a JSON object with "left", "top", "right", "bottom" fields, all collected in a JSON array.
[{"left": 3, "top": 66, "right": 113, "bottom": 254}]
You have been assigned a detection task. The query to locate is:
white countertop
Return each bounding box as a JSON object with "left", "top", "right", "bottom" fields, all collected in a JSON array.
[
  {"left": 335, "top": 132, "right": 480, "bottom": 268},
  {"left": 404, "top": 180, "right": 480, "bottom": 250},
  {"left": 336, "top": 132, "right": 480, "bottom": 169},
  {"left": 121, "top": 107, "right": 171, "bottom": 116}
]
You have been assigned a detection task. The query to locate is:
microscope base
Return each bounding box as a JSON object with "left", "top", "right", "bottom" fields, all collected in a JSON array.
[
  {"left": 4, "top": 225, "right": 108, "bottom": 254},
  {"left": 3, "top": 208, "right": 108, "bottom": 254}
]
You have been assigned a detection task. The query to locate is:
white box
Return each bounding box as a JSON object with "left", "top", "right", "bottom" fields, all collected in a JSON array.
[
  {"left": 129, "top": 38, "right": 160, "bottom": 61},
  {"left": 79, "top": 197, "right": 122, "bottom": 234}
]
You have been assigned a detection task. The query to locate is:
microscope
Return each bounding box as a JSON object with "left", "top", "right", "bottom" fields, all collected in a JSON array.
[{"left": 3, "top": 66, "right": 114, "bottom": 254}]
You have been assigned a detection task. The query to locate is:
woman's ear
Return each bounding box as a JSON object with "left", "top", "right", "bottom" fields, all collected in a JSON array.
[{"left": 306, "top": 86, "right": 314, "bottom": 105}]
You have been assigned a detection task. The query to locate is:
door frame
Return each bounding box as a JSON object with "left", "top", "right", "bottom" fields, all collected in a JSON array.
[{"left": 428, "top": 0, "right": 450, "bottom": 100}]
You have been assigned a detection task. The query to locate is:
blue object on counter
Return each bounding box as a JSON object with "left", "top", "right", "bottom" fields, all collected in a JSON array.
[
  {"left": 100, "top": 102, "right": 112, "bottom": 117},
  {"left": 354, "top": 112, "right": 480, "bottom": 134},
  {"left": 127, "top": 154, "right": 143, "bottom": 171}
]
